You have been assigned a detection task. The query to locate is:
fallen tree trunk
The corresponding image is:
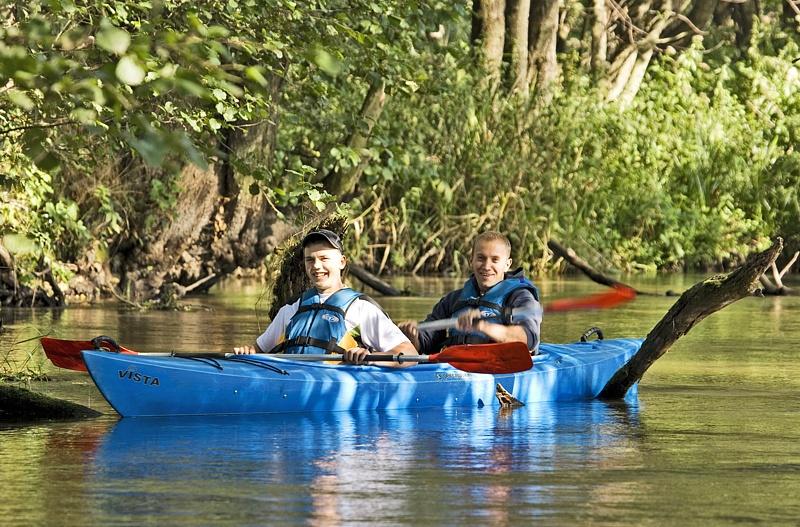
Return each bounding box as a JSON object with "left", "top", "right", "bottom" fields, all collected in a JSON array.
[
  {"left": 547, "top": 239, "right": 652, "bottom": 295},
  {"left": 599, "top": 238, "right": 783, "bottom": 399},
  {"left": 348, "top": 264, "right": 409, "bottom": 297},
  {"left": 0, "top": 384, "right": 101, "bottom": 421}
]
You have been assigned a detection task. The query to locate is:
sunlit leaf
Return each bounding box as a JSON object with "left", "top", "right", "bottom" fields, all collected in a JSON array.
[
  {"left": 70, "top": 107, "right": 97, "bottom": 124},
  {"left": 310, "top": 47, "right": 342, "bottom": 77},
  {"left": 244, "top": 66, "right": 269, "bottom": 87},
  {"left": 96, "top": 23, "right": 131, "bottom": 55},
  {"left": 116, "top": 56, "right": 146, "bottom": 86},
  {"left": 8, "top": 90, "right": 34, "bottom": 110},
  {"left": 2, "top": 234, "right": 40, "bottom": 255}
]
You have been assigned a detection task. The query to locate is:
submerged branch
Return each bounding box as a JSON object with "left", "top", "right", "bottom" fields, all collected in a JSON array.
[{"left": 759, "top": 250, "right": 798, "bottom": 295}]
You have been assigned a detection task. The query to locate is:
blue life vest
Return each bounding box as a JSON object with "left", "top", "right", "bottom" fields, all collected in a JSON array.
[
  {"left": 446, "top": 274, "right": 539, "bottom": 345},
  {"left": 271, "top": 288, "right": 363, "bottom": 354}
]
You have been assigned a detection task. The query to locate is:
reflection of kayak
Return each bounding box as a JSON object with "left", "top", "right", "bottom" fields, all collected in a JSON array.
[
  {"left": 89, "top": 403, "right": 640, "bottom": 522},
  {"left": 83, "top": 338, "right": 642, "bottom": 417}
]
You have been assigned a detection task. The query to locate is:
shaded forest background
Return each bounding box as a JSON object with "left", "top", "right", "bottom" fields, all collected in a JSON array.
[{"left": 2, "top": 0, "right": 800, "bottom": 307}]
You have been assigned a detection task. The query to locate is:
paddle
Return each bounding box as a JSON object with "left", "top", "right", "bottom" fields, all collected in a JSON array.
[
  {"left": 545, "top": 284, "right": 636, "bottom": 312},
  {"left": 418, "top": 284, "right": 636, "bottom": 331},
  {"left": 44, "top": 339, "right": 531, "bottom": 375},
  {"left": 41, "top": 336, "right": 136, "bottom": 372},
  {"left": 268, "top": 342, "right": 533, "bottom": 374}
]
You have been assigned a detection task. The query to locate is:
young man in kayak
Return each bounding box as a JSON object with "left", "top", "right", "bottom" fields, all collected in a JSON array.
[
  {"left": 399, "top": 231, "right": 541, "bottom": 354},
  {"left": 233, "top": 229, "right": 418, "bottom": 366}
]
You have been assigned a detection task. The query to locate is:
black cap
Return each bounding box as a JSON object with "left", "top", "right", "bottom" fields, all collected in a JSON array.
[{"left": 301, "top": 229, "right": 344, "bottom": 252}]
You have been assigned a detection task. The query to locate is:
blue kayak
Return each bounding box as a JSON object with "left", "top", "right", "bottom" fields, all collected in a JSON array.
[{"left": 82, "top": 338, "right": 642, "bottom": 417}]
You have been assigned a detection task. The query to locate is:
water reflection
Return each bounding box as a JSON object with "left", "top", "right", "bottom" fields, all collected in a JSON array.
[{"left": 83, "top": 401, "right": 642, "bottom": 524}]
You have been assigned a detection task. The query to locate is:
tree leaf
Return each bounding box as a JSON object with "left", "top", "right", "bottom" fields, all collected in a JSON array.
[
  {"left": 8, "top": 90, "right": 34, "bottom": 110},
  {"left": 116, "top": 56, "right": 145, "bottom": 86},
  {"left": 2, "top": 234, "right": 40, "bottom": 255},
  {"left": 310, "top": 47, "right": 342, "bottom": 77},
  {"left": 244, "top": 66, "right": 269, "bottom": 87},
  {"left": 96, "top": 24, "right": 131, "bottom": 55}
]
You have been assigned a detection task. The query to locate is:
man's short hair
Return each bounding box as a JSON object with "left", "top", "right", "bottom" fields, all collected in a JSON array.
[{"left": 471, "top": 231, "right": 512, "bottom": 256}]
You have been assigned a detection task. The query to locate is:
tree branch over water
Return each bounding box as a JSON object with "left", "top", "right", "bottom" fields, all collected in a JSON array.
[
  {"left": 600, "top": 238, "right": 783, "bottom": 399},
  {"left": 548, "top": 239, "right": 652, "bottom": 295}
]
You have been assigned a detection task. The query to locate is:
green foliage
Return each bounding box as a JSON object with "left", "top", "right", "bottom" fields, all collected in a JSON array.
[
  {"left": 345, "top": 28, "right": 793, "bottom": 273},
  {"left": 2, "top": 0, "right": 800, "bottom": 293},
  {"left": 1, "top": 1, "right": 457, "bottom": 289},
  {"left": 0, "top": 140, "right": 89, "bottom": 282}
]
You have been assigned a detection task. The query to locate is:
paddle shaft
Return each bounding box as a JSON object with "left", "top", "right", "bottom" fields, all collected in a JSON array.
[
  {"left": 417, "top": 304, "right": 541, "bottom": 332},
  {"left": 270, "top": 353, "right": 439, "bottom": 364},
  {"left": 84, "top": 352, "right": 446, "bottom": 364}
]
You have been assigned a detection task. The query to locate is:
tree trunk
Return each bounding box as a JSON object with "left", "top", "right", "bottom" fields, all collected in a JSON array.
[
  {"left": 0, "top": 384, "right": 101, "bottom": 421},
  {"left": 527, "top": 0, "right": 560, "bottom": 97},
  {"left": 323, "top": 77, "right": 387, "bottom": 198},
  {"left": 547, "top": 239, "right": 652, "bottom": 295},
  {"left": 591, "top": 0, "right": 610, "bottom": 75},
  {"left": 599, "top": 238, "right": 782, "bottom": 399},
  {"left": 348, "top": 263, "right": 408, "bottom": 296},
  {"left": 478, "top": 0, "right": 507, "bottom": 81},
  {"left": 607, "top": 0, "right": 672, "bottom": 107},
  {"left": 110, "top": 76, "right": 294, "bottom": 305},
  {"left": 506, "top": 0, "right": 532, "bottom": 93},
  {"left": 732, "top": 0, "right": 757, "bottom": 49},
  {"left": 663, "top": 0, "right": 718, "bottom": 48}
]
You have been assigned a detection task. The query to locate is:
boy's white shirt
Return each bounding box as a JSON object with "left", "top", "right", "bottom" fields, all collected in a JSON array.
[{"left": 256, "top": 293, "right": 410, "bottom": 354}]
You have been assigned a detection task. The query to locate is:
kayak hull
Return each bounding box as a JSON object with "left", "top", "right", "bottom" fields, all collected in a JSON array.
[{"left": 82, "top": 338, "right": 642, "bottom": 417}]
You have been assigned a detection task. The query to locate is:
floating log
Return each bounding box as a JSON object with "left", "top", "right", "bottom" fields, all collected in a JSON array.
[
  {"left": 599, "top": 238, "right": 783, "bottom": 399},
  {"left": 348, "top": 264, "right": 409, "bottom": 296},
  {"left": 547, "top": 239, "right": 651, "bottom": 295}
]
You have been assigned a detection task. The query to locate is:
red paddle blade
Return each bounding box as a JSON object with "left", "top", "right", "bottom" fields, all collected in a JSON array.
[
  {"left": 431, "top": 342, "right": 533, "bottom": 374},
  {"left": 41, "top": 337, "right": 137, "bottom": 372},
  {"left": 544, "top": 284, "right": 636, "bottom": 312}
]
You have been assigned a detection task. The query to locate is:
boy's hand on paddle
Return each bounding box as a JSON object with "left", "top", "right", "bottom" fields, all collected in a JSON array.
[
  {"left": 233, "top": 345, "right": 257, "bottom": 355},
  {"left": 342, "top": 347, "right": 371, "bottom": 364},
  {"left": 456, "top": 308, "right": 483, "bottom": 332}
]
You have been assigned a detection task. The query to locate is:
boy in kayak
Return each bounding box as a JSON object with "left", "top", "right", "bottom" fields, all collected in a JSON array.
[
  {"left": 233, "top": 229, "right": 417, "bottom": 366},
  {"left": 399, "top": 231, "right": 541, "bottom": 354}
]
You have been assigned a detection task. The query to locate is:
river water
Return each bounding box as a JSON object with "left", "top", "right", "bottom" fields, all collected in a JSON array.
[{"left": 1, "top": 275, "right": 799, "bottom": 525}]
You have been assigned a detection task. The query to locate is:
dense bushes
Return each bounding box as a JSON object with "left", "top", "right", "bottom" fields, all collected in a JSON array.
[{"left": 345, "top": 34, "right": 798, "bottom": 274}]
